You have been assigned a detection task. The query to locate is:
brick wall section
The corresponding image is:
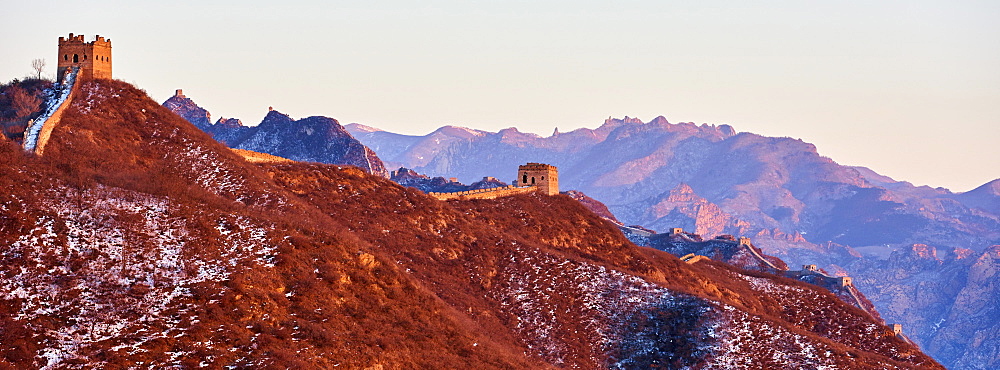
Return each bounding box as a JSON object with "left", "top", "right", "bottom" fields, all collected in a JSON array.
[
  {"left": 231, "top": 148, "right": 294, "bottom": 164},
  {"left": 429, "top": 185, "right": 537, "bottom": 200},
  {"left": 33, "top": 71, "right": 82, "bottom": 156}
]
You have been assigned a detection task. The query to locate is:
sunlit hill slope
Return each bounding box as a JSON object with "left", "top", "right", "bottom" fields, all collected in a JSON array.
[{"left": 0, "top": 79, "right": 939, "bottom": 368}]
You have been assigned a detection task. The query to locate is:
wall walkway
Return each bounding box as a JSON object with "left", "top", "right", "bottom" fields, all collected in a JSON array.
[
  {"left": 23, "top": 67, "right": 80, "bottom": 155},
  {"left": 429, "top": 185, "right": 537, "bottom": 200}
]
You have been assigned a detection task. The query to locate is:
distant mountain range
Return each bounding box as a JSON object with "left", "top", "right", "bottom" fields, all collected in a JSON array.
[{"left": 345, "top": 116, "right": 1000, "bottom": 369}]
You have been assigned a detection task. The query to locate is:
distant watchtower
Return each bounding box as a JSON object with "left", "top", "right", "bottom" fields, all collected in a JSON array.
[
  {"left": 57, "top": 33, "right": 112, "bottom": 82},
  {"left": 515, "top": 163, "right": 559, "bottom": 196}
]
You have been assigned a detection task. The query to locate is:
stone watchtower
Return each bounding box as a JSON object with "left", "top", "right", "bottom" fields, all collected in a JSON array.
[
  {"left": 516, "top": 163, "right": 559, "bottom": 196},
  {"left": 57, "top": 33, "right": 112, "bottom": 82}
]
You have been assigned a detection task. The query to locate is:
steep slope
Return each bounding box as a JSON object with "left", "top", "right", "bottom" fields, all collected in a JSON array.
[
  {"left": 843, "top": 244, "right": 1000, "bottom": 369},
  {"left": 265, "top": 163, "right": 939, "bottom": 368},
  {"left": 1, "top": 79, "right": 940, "bottom": 368},
  {"left": 954, "top": 179, "right": 1000, "bottom": 216},
  {"left": 3, "top": 79, "right": 524, "bottom": 368},
  {"left": 162, "top": 91, "right": 387, "bottom": 177}
]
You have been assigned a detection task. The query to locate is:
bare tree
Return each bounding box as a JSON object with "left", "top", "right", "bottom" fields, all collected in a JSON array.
[{"left": 31, "top": 58, "right": 46, "bottom": 80}]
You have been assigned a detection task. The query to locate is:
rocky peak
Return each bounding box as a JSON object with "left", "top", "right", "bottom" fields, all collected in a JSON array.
[
  {"left": 162, "top": 89, "right": 211, "bottom": 129},
  {"left": 969, "top": 245, "right": 1000, "bottom": 283},
  {"left": 888, "top": 244, "right": 945, "bottom": 271},
  {"left": 717, "top": 124, "right": 736, "bottom": 137},
  {"left": 980, "top": 179, "right": 1000, "bottom": 196},
  {"left": 343, "top": 122, "right": 383, "bottom": 133},
  {"left": 667, "top": 183, "right": 698, "bottom": 201},
  {"left": 648, "top": 116, "right": 670, "bottom": 125},
  {"left": 647, "top": 183, "right": 752, "bottom": 238},
  {"left": 258, "top": 109, "right": 294, "bottom": 128}
]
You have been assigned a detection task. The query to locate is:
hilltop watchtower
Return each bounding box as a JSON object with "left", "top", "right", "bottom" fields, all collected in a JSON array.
[
  {"left": 515, "top": 163, "right": 559, "bottom": 196},
  {"left": 57, "top": 33, "right": 112, "bottom": 82}
]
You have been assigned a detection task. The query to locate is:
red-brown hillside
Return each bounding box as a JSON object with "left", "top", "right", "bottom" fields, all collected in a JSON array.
[{"left": 0, "top": 79, "right": 941, "bottom": 368}]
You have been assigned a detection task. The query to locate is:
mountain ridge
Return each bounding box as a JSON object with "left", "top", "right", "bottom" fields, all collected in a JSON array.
[
  {"left": 0, "top": 79, "right": 940, "bottom": 368},
  {"left": 162, "top": 91, "right": 388, "bottom": 177},
  {"left": 345, "top": 116, "right": 1000, "bottom": 368}
]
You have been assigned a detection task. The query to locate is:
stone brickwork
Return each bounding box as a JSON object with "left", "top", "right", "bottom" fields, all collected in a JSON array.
[
  {"left": 430, "top": 162, "right": 560, "bottom": 201},
  {"left": 57, "top": 33, "right": 112, "bottom": 82},
  {"left": 514, "top": 163, "right": 558, "bottom": 196},
  {"left": 231, "top": 148, "right": 293, "bottom": 164},
  {"left": 24, "top": 68, "right": 81, "bottom": 155},
  {"left": 429, "top": 185, "right": 535, "bottom": 201}
]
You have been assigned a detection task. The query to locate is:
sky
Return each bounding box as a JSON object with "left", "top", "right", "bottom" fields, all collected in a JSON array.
[{"left": 2, "top": 0, "right": 998, "bottom": 191}]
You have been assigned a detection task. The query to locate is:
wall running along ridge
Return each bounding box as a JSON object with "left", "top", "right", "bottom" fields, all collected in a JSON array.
[
  {"left": 429, "top": 185, "right": 537, "bottom": 200},
  {"left": 23, "top": 68, "right": 80, "bottom": 155}
]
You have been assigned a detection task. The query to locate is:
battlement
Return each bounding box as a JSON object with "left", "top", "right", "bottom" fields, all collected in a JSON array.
[
  {"left": 518, "top": 162, "right": 556, "bottom": 171},
  {"left": 57, "top": 33, "right": 112, "bottom": 82},
  {"left": 429, "top": 185, "right": 535, "bottom": 201},
  {"left": 839, "top": 276, "right": 853, "bottom": 287},
  {"left": 58, "top": 33, "right": 111, "bottom": 46},
  {"left": 430, "top": 162, "right": 559, "bottom": 200}
]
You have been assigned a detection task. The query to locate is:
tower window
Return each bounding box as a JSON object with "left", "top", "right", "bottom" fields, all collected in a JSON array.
[
  {"left": 73, "top": 54, "right": 78, "bottom": 63},
  {"left": 63, "top": 55, "right": 68, "bottom": 61},
  {"left": 522, "top": 174, "right": 528, "bottom": 184},
  {"left": 531, "top": 177, "right": 536, "bottom": 184}
]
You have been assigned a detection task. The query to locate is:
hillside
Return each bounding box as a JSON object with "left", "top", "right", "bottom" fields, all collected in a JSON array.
[
  {"left": 347, "top": 116, "right": 1000, "bottom": 368},
  {"left": 0, "top": 79, "right": 940, "bottom": 368}
]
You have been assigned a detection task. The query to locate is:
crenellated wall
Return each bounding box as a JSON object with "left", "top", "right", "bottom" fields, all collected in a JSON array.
[
  {"left": 429, "top": 185, "right": 536, "bottom": 201},
  {"left": 57, "top": 33, "right": 112, "bottom": 82}
]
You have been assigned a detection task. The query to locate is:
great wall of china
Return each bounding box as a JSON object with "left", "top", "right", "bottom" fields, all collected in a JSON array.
[
  {"left": 429, "top": 162, "right": 559, "bottom": 201},
  {"left": 23, "top": 33, "right": 112, "bottom": 155},
  {"left": 17, "top": 33, "right": 910, "bottom": 342}
]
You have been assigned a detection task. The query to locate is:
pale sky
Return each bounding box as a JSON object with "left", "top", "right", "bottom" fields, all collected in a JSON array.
[{"left": 2, "top": 0, "right": 998, "bottom": 191}]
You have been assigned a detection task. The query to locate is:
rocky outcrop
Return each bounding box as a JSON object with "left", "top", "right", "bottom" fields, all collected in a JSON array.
[
  {"left": 646, "top": 183, "right": 751, "bottom": 237},
  {"left": 843, "top": 244, "right": 987, "bottom": 368},
  {"left": 163, "top": 94, "right": 388, "bottom": 177},
  {"left": 161, "top": 89, "right": 211, "bottom": 129},
  {"left": 219, "top": 110, "right": 388, "bottom": 177},
  {"left": 934, "top": 245, "right": 1000, "bottom": 369}
]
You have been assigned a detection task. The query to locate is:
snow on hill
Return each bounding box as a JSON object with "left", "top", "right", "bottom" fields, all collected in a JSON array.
[{"left": 0, "top": 80, "right": 941, "bottom": 368}]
